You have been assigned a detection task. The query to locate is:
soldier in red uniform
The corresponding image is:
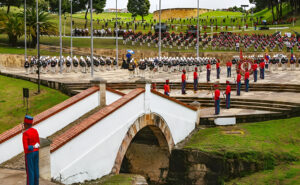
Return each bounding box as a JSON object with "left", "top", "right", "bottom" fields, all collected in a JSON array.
[
  {"left": 164, "top": 80, "right": 170, "bottom": 96},
  {"left": 237, "top": 72, "right": 241, "bottom": 96},
  {"left": 22, "top": 115, "right": 40, "bottom": 185},
  {"left": 225, "top": 81, "right": 231, "bottom": 109},
  {"left": 226, "top": 60, "right": 232, "bottom": 77},
  {"left": 193, "top": 67, "right": 198, "bottom": 92},
  {"left": 252, "top": 61, "right": 258, "bottom": 82},
  {"left": 181, "top": 70, "right": 187, "bottom": 94},
  {"left": 214, "top": 84, "right": 220, "bottom": 115},
  {"left": 216, "top": 60, "right": 220, "bottom": 79},
  {"left": 245, "top": 69, "right": 250, "bottom": 92},
  {"left": 259, "top": 61, "right": 265, "bottom": 79},
  {"left": 206, "top": 61, "right": 211, "bottom": 82}
]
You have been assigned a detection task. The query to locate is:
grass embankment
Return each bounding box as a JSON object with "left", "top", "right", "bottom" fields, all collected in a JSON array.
[
  {"left": 227, "top": 161, "right": 300, "bottom": 185},
  {"left": 185, "top": 117, "right": 300, "bottom": 184},
  {"left": 0, "top": 75, "right": 69, "bottom": 134}
]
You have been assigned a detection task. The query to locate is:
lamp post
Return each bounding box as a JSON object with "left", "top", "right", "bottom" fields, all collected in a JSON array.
[{"left": 70, "top": 0, "right": 73, "bottom": 66}]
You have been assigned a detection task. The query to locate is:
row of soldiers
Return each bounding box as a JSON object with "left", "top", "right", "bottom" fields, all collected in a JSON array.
[
  {"left": 123, "top": 31, "right": 300, "bottom": 52},
  {"left": 24, "top": 56, "right": 118, "bottom": 75},
  {"left": 122, "top": 57, "right": 221, "bottom": 79}
]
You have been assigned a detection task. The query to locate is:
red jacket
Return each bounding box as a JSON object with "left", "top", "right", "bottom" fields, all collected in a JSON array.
[
  {"left": 216, "top": 63, "right": 220, "bottom": 68},
  {"left": 22, "top": 128, "right": 40, "bottom": 154},
  {"left": 181, "top": 74, "right": 186, "bottom": 82},
  {"left": 245, "top": 71, "right": 250, "bottom": 80},
  {"left": 260, "top": 62, "right": 265, "bottom": 69},
  {"left": 206, "top": 64, "right": 211, "bottom": 70},
  {"left": 226, "top": 85, "right": 231, "bottom": 95},
  {"left": 252, "top": 63, "right": 258, "bottom": 71},
  {"left": 237, "top": 74, "right": 241, "bottom": 82},
  {"left": 214, "top": 89, "right": 220, "bottom": 100},
  {"left": 193, "top": 72, "right": 198, "bottom": 80},
  {"left": 164, "top": 84, "right": 170, "bottom": 93},
  {"left": 226, "top": 61, "right": 232, "bottom": 67}
]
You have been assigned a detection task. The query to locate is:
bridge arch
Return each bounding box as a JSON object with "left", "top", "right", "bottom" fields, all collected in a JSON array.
[{"left": 112, "top": 113, "right": 175, "bottom": 182}]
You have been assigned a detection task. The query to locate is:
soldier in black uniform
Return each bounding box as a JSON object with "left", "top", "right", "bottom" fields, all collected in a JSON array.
[
  {"left": 100, "top": 57, "right": 106, "bottom": 71},
  {"left": 30, "top": 57, "right": 36, "bottom": 74},
  {"left": 80, "top": 56, "right": 87, "bottom": 73},
  {"left": 113, "top": 58, "right": 118, "bottom": 70},
  {"left": 24, "top": 58, "right": 30, "bottom": 75},
  {"left": 73, "top": 56, "right": 79, "bottom": 73},
  {"left": 106, "top": 58, "right": 112, "bottom": 71}
]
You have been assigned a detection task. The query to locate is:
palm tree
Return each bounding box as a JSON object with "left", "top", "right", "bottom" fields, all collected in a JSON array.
[
  {"left": 0, "top": 13, "right": 24, "bottom": 46},
  {"left": 21, "top": 8, "right": 57, "bottom": 48}
]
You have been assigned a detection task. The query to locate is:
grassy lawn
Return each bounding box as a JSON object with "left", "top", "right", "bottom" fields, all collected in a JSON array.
[
  {"left": 0, "top": 75, "right": 69, "bottom": 134},
  {"left": 185, "top": 117, "right": 300, "bottom": 161},
  {"left": 226, "top": 161, "right": 300, "bottom": 185}
]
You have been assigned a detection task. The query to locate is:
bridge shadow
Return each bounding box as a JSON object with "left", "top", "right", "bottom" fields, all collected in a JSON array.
[{"left": 113, "top": 113, "right": 175, "bottom": 184}]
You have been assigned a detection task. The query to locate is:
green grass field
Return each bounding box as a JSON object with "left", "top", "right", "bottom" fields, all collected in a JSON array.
[
  {"left": 0, "top": 75, "right": 69, "bottom": 134},
  {"left": 185, "top": 118, "right": 300, "bottom": 158},
  {"left": 79, "top": 174, "right": 135, "bottom": 185}
]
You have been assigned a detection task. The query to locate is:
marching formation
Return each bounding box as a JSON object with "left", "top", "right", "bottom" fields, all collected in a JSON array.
[
  {"left": 123, "top": 31, "right": 300, "bottom": 51},
  {"left": 24, "top": 55, "right": 118, "bottom": 75}
]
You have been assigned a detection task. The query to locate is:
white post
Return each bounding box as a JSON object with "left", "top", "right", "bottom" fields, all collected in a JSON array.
[
  {"left": 24, "top": 0, "right": 27, "bottom": 61},
  {"left": 59, "top": 0, "right": 62, "bottom": 73},
  {"left": 159, "top": 0, "right": 161, "bottom": 60},
  {"left": 91, "top": 0, "right": 94, "bottom": 77},
  {"left": 196, "top": 0, "right": 199, "bottom": 58},
  {"left": 70, "top": 0, "right": 73, "bottom": 64},
  {"left": 116, "top": 0, "right": 118, "bottom": 66}
]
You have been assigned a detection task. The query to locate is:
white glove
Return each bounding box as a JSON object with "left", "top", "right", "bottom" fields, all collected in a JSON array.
[{"left": 34, "top": 143, "right": 40, "bottom": 149}]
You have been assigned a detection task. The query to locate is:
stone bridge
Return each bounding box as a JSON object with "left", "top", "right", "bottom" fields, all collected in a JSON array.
[{"left": 0, "top": 78, "right": 199, "bottom": 184}]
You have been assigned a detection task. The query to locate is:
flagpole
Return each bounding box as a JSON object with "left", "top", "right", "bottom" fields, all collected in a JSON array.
[
  {"left": 36, "top": 0, "right": 41, "bottom": 93},
  {"left": 59, "top": 0, "right": 62, "bottom": 74},
  {"left": 70, "top": 0, "right": 73, "bottom": 66},
  {"left": 116, "top": 0, "right": 118, "bottom": 67},
  {"left": 90, "top": 0, "right": 94, "bottom": 77},
  {"left": 158, "top": 0, "right": 161, "bottom": 60},
  {"left": 24, "top": 0, "right": 27, "bottom": 61},
  {"left": 196, "top": 0, "right": 199, "bottom": 58}
]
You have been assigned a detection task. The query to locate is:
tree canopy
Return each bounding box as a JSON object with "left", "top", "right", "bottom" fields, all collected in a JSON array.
[{"left": 127, "top": 0, "right": 150, "bottom": 22}]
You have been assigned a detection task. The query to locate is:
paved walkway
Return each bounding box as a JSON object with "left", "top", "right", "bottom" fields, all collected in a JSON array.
[
  {"left": 1, "top": 66, "right": 300, "bottom": 85},
  {"left": 0, "top": 168, "right": 56, "bottom": 185}
]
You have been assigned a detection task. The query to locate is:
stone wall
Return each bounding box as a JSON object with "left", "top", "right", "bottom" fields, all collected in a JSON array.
[
  {"left": 153, "top": 8, "right": 211, "bottom": 20},
  {"left": 167, "top": 149, "right": 275, "bottom": 185}
]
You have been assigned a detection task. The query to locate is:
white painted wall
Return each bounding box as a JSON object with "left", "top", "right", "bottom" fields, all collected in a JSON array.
[
  {"left": 149, "top": 93, "right": 197, "bottom": 144},
  {"left": 0, "top": 91, "right": 99, "bottom": 164},
  {"left": 51, "top": 94, "right": 145, "bottom": 184},
  {"left": 50, "top": 86, "right": 198, "bottom": 184},
  {"left": 0, "top": 89, "right": 123, "bottom": 164}
]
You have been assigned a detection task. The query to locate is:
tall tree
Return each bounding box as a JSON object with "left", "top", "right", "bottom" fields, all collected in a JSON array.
[
  {"left": 0, "top": 0, "right": 22, "bottom": 14},
  {"left": 127, "top": 0, "right": 150, "bottom": 22},
  {"left": 0, "top": 13, "right": 24, "bottom": 46}
]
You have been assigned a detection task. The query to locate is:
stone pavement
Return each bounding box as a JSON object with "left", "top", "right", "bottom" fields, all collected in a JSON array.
[
  {"left": 1, "top": 66, "right": 300, "bottom": 84},
  {"left": 0, "top": 168, "right": 56, "bottom": 185}
]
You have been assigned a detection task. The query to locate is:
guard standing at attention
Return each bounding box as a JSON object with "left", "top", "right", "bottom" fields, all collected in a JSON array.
[
  {"left": 252, "top": 61, "right": 258, "bottom": 82},
  {"left": 193, "top": 67, "right": 198, "bottom": 92},
  {"left": 237, "top": 72, "right": 241, "bottom": 96},
  {"left": 216, "top": 60, "right": 220, "bottom": 79},
  {"left": 181, "top": 70, "right": 187, "bottom": 94},
  {"left": 22, "top": 115, "right": 40, "bottom": 185},
  {"left": 226, "top": 60, "right": 232, "bottom": 77},
  {"left": 225, "top": 80, "right": 231, "bottom": 109},
  {"left": 214, "top": 84, "right": 220, "bottom": 115},
  {"left": 260, "top": 61, "right": 265, "bottom": 79},
  {"left": 206, "top": 61, "right": 211, "bottom": 82},
  {"left": 245, "top": 69, "right": 250, "bottom": 92},
  {"left": 164, "top": 80, "right": 170, "bottom": 96}
]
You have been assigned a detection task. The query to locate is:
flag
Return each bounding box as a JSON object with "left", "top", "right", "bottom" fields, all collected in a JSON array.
[{"left": 265, "top": 48, "right": 269, "bottom": 61}]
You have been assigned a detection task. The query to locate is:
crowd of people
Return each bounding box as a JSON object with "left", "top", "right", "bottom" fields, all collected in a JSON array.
[{"left": 123, "top": 31, "right": 300, "bottom": 52}]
